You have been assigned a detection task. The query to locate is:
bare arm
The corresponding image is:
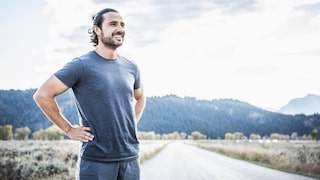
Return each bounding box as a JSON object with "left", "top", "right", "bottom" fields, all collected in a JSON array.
[
  {"left": 134, "top": 86, "right": 146, "bottom": 122},
  {"left": 33, "top": 75, "right": 94, "bottom": 142}
]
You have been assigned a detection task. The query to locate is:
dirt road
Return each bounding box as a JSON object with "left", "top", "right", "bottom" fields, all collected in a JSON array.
[{"left": 140, "top": 141, "right": 316, "bottom": 180}]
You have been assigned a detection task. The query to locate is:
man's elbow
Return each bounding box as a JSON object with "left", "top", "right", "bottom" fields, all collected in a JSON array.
[
  {"left": 33, "top": 90, "right": 41, "bottom": 106},
  {"left": 33, "top": 89, "right": 48, "bottom": 106}
]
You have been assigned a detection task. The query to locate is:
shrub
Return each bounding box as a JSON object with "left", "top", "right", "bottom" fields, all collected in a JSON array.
[
  {"left": 0, "top": 125, "right": 13, "bottom": 140},
  {"left": 15, "top": 127, "right": 31, "bottom": 140},
  {"left": 190, "top": 131, "right": 207, "bottom": 140}
]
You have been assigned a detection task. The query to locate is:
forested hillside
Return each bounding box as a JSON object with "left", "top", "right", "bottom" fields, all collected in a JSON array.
[
  {"left": 0, "top": 89, "right": 78, "bottom": 132},
  {"left": 1, "top": 89, "right": 319, "bottom": 138},
  {"left": 139, "top": 95, "right": 320, "bottom": 138}
]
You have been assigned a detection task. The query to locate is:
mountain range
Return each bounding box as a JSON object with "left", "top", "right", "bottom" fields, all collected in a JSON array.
[
  {"left": 0, "top": 89, "right": 319, "bottom": 139},
  {"left": 279, "top": 94, "right": 320, "bottom": 115}
]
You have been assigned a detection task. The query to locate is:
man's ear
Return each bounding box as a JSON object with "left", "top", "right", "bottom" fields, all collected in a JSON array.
[{"left": 93, "top": 26, "right": 101, "bottom": 35}]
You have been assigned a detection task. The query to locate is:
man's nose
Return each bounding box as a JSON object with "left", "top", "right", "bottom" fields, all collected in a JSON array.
[{"left": 115, "top": 27, "right": 125, "bottom": 34}]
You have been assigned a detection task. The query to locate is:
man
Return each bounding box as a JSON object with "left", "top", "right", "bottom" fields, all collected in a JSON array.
[{"left": 33, "top": 8, "right": 146, "bottom": 180}]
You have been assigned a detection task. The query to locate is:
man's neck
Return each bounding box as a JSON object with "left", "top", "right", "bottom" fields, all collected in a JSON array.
[{"left": 95, "top": 45, "right": 118, "bottom": 60}]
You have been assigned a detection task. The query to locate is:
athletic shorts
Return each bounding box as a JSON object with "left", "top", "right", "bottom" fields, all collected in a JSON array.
[{"left": 76, "top": 158, "right": 140, "bottom": 180}]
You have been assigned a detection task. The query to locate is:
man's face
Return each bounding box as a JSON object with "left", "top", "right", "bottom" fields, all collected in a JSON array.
[{"left": 98, "top": 12, "right": 125, "bottom": 49}]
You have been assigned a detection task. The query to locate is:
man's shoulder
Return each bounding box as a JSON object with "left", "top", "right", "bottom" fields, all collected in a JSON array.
[
  {"left": 118, "top": 55, "right": 138, "bottom": 67},
  {"left": 78, "top": 51, "right": 96, "bottom": 60}
]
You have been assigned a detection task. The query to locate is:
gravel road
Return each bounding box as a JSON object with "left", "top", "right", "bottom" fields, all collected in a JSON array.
[{"left": 140, "top": 141, "right": 317, "bottom": 180}]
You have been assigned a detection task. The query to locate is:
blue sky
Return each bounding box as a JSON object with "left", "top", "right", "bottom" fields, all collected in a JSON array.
[{"left": 1, "top": 0, "right": 320, "bottom": 110}]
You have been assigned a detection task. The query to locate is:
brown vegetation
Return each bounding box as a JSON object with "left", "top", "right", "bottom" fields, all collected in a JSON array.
[
  {"left": 190, "top": 140, "right": 320, "bottom": 179},
  {"left": 1, "top": 139, "right": 319, "bottom": 179},
  {"left": 0, "top": 140, "right": 78, "bottom": 180},
  {"left": 0, "top": 140, "right": 167, "bottom": 180}
]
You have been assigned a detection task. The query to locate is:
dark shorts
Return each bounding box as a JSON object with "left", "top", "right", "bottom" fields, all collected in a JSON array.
[{"left": 76, "top": 158, "right": 140, "bottom": 180}]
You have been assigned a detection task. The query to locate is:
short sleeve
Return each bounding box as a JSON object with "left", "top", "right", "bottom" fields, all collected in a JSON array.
[{"left": 54, "top": 58, "right": 83, "bottom": 88}]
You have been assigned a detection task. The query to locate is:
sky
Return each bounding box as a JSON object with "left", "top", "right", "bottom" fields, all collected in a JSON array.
[{"left": 0, "top": 0, "right": 319, "bottom": 110}]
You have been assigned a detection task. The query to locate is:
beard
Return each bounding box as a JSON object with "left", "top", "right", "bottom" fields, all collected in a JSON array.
[{"left": 100, "top": 31, "right": 124, "bottom": 49}]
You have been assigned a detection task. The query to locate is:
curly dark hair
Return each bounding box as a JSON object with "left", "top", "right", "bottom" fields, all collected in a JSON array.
[{"left": 88, "top": 8, "right": 119, "bottom": 47}]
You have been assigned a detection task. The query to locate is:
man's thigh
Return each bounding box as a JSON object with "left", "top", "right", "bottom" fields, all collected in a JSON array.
[
  {"left": 77, "top": 159, "right": 119, "bottom": 180},
  {"left": 119, "top": 159, "right": 140, "bottom": 180},
  {"left": 77, "top": 158, "right": 140, "bottom": 180}
]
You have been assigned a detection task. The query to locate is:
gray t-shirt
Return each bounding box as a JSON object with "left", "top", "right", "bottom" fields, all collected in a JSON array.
[{"left": 54, "top": 50, "right": 141, "bottom": 162}]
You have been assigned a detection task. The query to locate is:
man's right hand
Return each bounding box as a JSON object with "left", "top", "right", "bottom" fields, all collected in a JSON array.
[{"left": 67, "top": 126, "right": 94, "bottom": 142}]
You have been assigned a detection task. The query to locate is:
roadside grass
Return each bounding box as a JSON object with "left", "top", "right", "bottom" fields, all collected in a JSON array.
[
  {"left": 139, "top": 140, "right": 170, "bottom": 163},
  {"left": 189, "top": 140, "right": 320, "bottom": 179},
  {"left": 0, "top": 140, "right": 168, "bottom": 180}
]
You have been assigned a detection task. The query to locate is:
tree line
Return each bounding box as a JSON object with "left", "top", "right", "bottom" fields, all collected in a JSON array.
[
  {"left": 0, "top": 124, "right": 64, "bottom": 140},
  {"left": 138, "top": 95, "right": 320, "bottom": 138},
  {"left": 2, "top": 124, "right": 317, "bottom": 141},
  {"left": 1, "top": 90, "right": 320, "bottom": 139}
]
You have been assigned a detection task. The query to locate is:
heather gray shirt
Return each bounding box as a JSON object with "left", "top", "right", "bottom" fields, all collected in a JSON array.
[{"left": 54, "top": 51, "right": 141, "bottom": 162}]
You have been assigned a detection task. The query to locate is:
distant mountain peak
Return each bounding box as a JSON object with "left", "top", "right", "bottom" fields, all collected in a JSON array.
[{"left": 279, "top": 94, "right": 320, "bottom": 115}]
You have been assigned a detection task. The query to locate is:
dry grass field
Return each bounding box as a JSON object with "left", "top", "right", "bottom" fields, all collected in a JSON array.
[
  {"left": 1, "top": 140, "right": 319, "bottom": 179},
  {"left": 0, "top": 140, "right": 168, "bottom": 180},
  {"left": 189, "top": 140, "right": 320, "bottom": 179}
]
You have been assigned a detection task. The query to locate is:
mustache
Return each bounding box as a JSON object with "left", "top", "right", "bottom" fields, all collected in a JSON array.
[{"left": 112, "top": 31, "right": 125, "bottom": 36}]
